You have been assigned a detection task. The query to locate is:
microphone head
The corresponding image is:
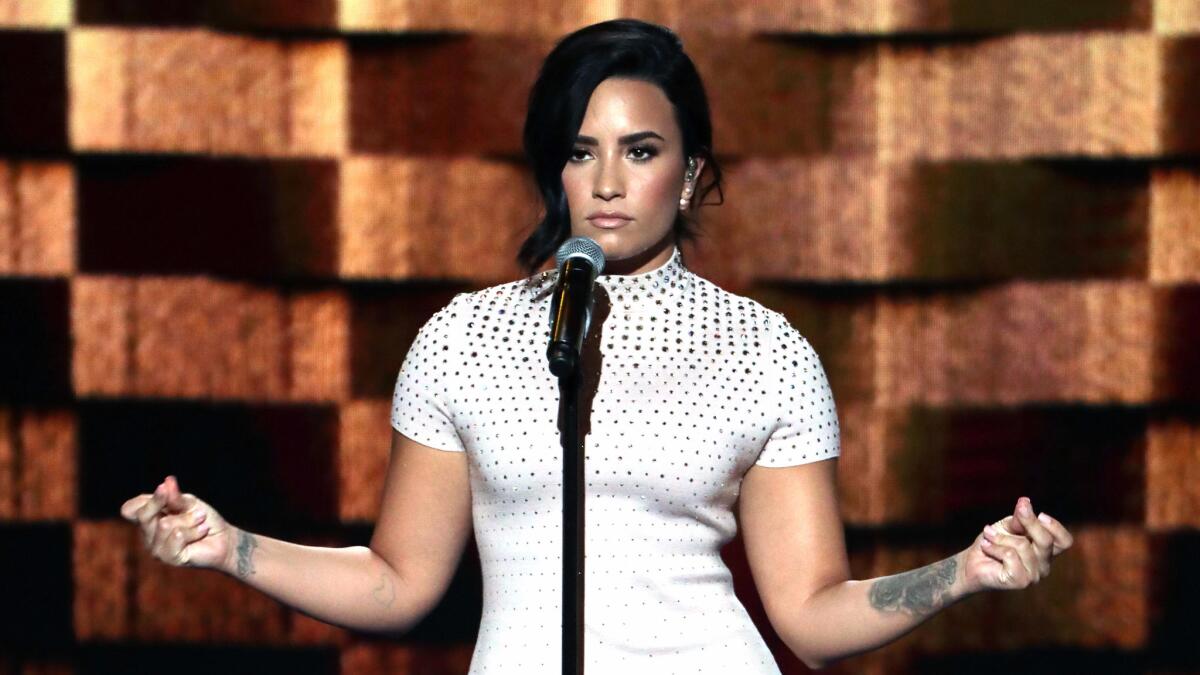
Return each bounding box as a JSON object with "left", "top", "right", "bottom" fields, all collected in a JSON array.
[{"left": 554, "top": 236, "right": 605, "bottom": 278}]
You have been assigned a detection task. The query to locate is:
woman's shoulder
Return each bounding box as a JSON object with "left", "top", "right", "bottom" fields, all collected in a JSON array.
[{"left": 692, "top": 277, "right": 781, "bottom": 331}]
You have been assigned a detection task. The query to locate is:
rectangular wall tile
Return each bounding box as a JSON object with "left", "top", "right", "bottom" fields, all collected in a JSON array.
[
  {"left": 632, "top": 0, "right": 1152, "bottom": 34},
  {"left": 711, "top": 158, "right": 1148, "bottom": 285},
  {"left": 337, "top": 400, "right": 389, "bottom": 522},
  {"left": 0, "top": 0, "right": 70, "bottom": 27},
  {"left": 880, "top": 34, "right": 1160, "bottom": 159},
  {"left": 338, "top": 157, "right": 534, "bottom": 281},
  {"left": 73, "top": 520, "right": 133, "bottom": 641},
  {"left": 1147, "top": 418, "right": 1200, "bottom": 529},
  {"left": 1150, "top": 168, "right": 1200, "bottom": 283},
  {"left": 290, "top": 291, "right": 352, "bottom": 402},
  {"left": 1156, "top": 0, "right": 1200, "bottom": 33},
  {"left": 69, "top": 28, "right": 347, "bottom": 156},
  {"left": 874, "top": 281, "right": 1155, "bottom": 406},
  {"left": 338, "top": 0, "right": 603, "bottom": 34},
  {"left": 0, "top": 161, "right": 74, "bottom": 276}
]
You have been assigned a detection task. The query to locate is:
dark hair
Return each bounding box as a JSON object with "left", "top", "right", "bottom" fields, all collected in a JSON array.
[{"left": 516, "top": 18, "right": 725, "bottom": 276}]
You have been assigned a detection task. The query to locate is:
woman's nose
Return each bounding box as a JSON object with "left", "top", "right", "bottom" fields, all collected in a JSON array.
[{"left": 592, "top": 160, "right": 624, "bottom": 199}]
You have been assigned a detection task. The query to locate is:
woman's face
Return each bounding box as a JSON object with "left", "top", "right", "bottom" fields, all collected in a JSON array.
[{"left": 561, "top": 77, "right": 704, "bottom": 275}]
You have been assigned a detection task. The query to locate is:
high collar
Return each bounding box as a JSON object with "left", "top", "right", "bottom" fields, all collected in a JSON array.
[
  {"left": 595, "top": 244, "right": 689, "bottom": 296},
  {"left": 522, "top": 244, "right": 695, "bottom": 308}
]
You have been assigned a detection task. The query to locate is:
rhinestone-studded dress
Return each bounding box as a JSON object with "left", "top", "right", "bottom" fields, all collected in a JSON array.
[{"left": 391, "top": 244, "right": 840, "bottom": 673}]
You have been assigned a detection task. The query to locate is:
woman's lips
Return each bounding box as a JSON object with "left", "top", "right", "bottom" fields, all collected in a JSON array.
[{"left": 588, "top": 217, "right": 632, "bottom": 229}]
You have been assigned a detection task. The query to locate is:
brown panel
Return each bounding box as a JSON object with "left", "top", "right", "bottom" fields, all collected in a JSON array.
[
  {"left": 339, "top": 642, "right": 474, "bottom": 675},
  {"left": 70, "top": 276, "right": 135, "bottom": 397},
  {"left": 0, "top": 0, "right": 70, "bottom": 27},
  {"left": 290, "top": 290, "right": 352, "bottom": 402},
  {"left": 338, "top": 157, "right": 536, "bottom": 281},
  {"left": 134, "top": 277, "right": 281, "bottom": 400},
  {"left": 72, "top": 276, "right": 344, "bottom": 401},
  {"left": 18, "top": 409, "right": 76, "bottom": 520},
  {"left": 349, "top": 35, "right": 545, "bottom": 156},
  {"left": 630, "top": 0, "right": 1151, "bottom": 34},
  {"left": 0, "top": 403, "right": 75, "bottom": 521},
  {"left": 132, "top": 277, "right": 249, "bottom": 399},
  {"left": 1160, "top": 37, "right": 1200, "bottom": 154},
  {"left": 1147, "top": 417, "right": 1200, "bottom": 529},
  {"left": 1151, "top": 168, "right": 1200, "bottom": 283},
  {"left": 68, "top": 27, "right": 347, "bottom": 156},
  {"left": 337, "top": 400, "right": 389, "bottom": 522},
  {"left": 709, "top": 158, "right": 1147, "bottom": 285},
  {"left": 881, "top": 34, "right": 1159, "bottom": 159},
  {"left": 357, "top": 31, "right": 871, "bottom": 158},
  {"left": 0, "top": 161, "right": 74, "bottom": 277},
  {"left": 73, "top": 520, "right": 133, "bottom": 640},
  {"left": 873, "top": 281, "right": 1155, "bottom": 405},
  {"left": 1156, "top": 0, "right": 1200, "bottom": 33},
  {"left": 338, "top": 0, "right": 603, "bottom": 34},
  {"left": 691, "top": 34, "right": 878, "bottom": 158}
]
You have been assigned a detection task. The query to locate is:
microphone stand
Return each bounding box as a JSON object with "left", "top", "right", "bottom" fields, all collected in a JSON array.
[{"left": 547, "top": 260, "right": 592, "bottom": 675}]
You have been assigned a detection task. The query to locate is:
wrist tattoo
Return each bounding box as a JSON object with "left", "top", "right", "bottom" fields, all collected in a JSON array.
[
  {"left": 868, "top": 555, "right": 958, "bottom": 618},
  {"left": 235, "top": 530, "right": 258, "bottom": 579}
]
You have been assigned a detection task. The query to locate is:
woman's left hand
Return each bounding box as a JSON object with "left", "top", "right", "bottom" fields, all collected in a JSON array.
[{"left": 961, "top": 496, "right": 1074, "bottom": 594}]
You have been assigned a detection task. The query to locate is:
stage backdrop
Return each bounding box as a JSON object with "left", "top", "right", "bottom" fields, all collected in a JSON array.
[{"left": 1, "top": 1, "right": 1198, "bottom": 673}]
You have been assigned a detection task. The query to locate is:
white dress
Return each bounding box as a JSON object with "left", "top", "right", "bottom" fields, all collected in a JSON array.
[{"left": 391, "top": 244, "right": 841, "bottom": 674}]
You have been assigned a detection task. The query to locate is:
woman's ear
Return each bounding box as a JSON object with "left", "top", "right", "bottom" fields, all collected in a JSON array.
[{"left": 681, "top": 156, "right": 705, "bottom": 204}]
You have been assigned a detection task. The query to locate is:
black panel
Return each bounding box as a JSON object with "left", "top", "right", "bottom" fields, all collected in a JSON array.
[
  {"left": 78, "top": 644, "right": 338, "bottom": 675},
  {"left": 77, "top": 156, "right": 338, "bottom": 281},
  {"left": 0, "top": 31, "right": 67, "bottom": 153},
  {"left": 0, "top": 279, "right": 71, "bottom": 403},
  {"left": 0, "top": 523, "right": 73, "bottom": 649},
  {"left": 78, "top": 400, "right": 339, "bottom": 531}
]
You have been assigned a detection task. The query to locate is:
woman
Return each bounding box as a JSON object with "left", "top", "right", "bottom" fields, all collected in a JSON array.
[{"left": 121, "top": 18, "right": 1073, "bottom": 672}]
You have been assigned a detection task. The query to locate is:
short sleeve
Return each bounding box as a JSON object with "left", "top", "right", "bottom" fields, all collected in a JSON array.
[
  {"left": 756, "top": 312, "right": 841, "bottom": 467},
  {"left": 390, "top": 294, "right": 466, "bottom": 452}
]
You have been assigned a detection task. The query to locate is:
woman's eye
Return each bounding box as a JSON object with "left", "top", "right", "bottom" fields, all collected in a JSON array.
[{"left": 630, "top": 145, "right": 658, "bottom": 160}]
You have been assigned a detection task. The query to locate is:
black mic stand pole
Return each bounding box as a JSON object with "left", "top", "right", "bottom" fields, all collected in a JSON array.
[
  {"left": 557, "top": 366, "right": 584, "bottom": 675},
  {"left": 547, "top": 260, "right": 592, "bottom": 675}
]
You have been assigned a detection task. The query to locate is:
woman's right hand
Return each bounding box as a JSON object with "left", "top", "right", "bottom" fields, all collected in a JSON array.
[{"left": 120, "top": 475, "right": 235, "bottom": 572}]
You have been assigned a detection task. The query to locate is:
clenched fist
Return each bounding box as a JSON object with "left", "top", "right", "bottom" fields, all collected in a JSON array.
[{"left": 120, "top": 475, "right": 234, "bottom": 572}]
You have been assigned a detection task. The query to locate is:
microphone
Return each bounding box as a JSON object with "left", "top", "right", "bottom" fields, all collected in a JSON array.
[{"left": 546, "top": 237, "right": 605, "bottom": 377}]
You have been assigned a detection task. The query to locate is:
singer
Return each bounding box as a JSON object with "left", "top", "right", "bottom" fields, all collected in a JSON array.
[{"left": 120, "top": 18, "right": 1074, "bottom": 673}]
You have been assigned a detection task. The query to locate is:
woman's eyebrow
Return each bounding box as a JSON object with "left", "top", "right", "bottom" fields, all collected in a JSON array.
[{"left": 575, "top": 131, "right": 665, "bottom": 146}]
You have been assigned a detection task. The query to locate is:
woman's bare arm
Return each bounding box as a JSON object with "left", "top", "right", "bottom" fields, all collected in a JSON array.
[
  {"left": 737, "top": 459, "right": 1072, "bottom": 670},
  {"left": 223, "top": 429, "right": 473, "bottom": 633}
]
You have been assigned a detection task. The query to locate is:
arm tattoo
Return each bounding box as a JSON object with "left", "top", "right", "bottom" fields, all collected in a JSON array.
[
  {"left": 868, "top": 555, "right": 958, "bottom": 618},
  {"left": 235, "top": 530, "right": 258, "bottom": 579},
  {"left": 371, "top": 572, "right": 396, "bottom": 608}
]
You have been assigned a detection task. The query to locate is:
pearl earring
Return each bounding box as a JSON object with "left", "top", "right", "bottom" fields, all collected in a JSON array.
[{"left": 680, "top": 157, "right": 696, "bottom": 210}]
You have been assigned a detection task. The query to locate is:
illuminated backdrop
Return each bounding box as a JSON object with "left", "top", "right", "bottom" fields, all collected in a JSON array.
[{"left": 1, "top": 1, "right": 1198, "bottom": 673}]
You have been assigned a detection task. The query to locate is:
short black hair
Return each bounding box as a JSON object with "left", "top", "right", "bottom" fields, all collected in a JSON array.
[{"left": 517, "top": 18, "right": 725, "bottom": 275}]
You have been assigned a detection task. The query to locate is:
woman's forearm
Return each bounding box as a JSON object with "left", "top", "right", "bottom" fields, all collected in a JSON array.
[
  {"left": 218, "top": 525, "right": 427, "bottom": 634},
  {"left": 783, "top": 550, "right": 976, "bottom": 670}
]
